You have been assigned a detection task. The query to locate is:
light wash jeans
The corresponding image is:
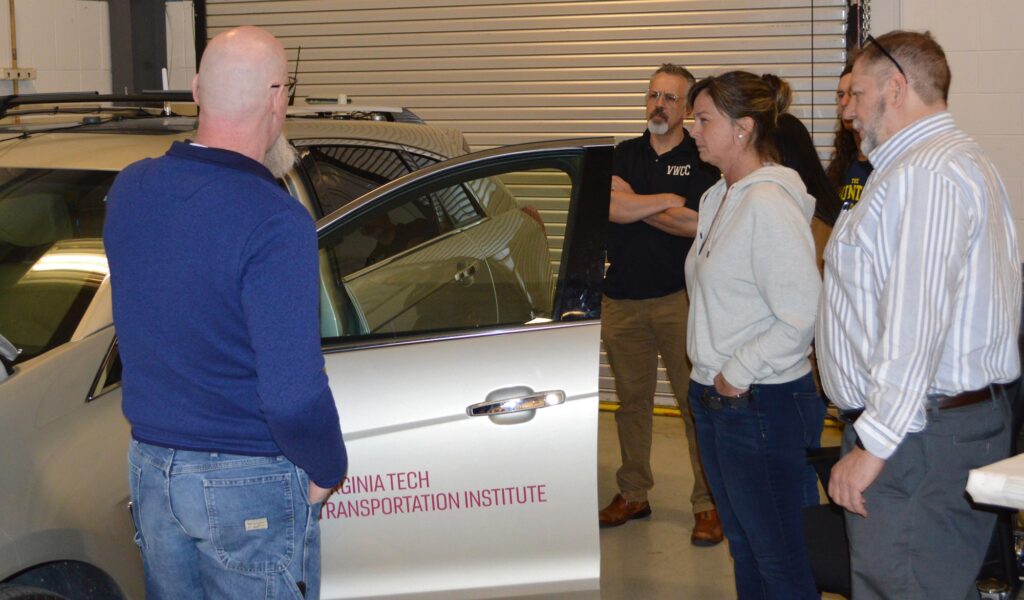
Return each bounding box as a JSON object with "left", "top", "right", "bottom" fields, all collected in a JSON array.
[{"left": 128, "top": 440, "right": 322, "bottom": 599}]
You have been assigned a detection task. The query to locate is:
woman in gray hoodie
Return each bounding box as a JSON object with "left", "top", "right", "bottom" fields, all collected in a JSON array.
[{"left": 683, "top": 71, "right": 821, "bottom": 600}]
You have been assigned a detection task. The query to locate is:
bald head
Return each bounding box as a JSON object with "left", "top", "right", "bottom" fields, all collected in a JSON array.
[
  {"left": 194, "top": 26, "right": 288, "bottom": 123},
  {"left": 192, "top": 26, "right": 291, "bottom": 165}
]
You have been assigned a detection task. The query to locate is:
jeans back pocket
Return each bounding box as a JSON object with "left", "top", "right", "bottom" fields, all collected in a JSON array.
[{"left": 204, "top": 473, "right": 296, "bottom": 574}]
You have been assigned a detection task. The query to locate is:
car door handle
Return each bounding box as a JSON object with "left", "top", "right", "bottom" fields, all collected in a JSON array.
[
  {"left": 454, "top": 261, "right": 476, "bottom": 286},
  {"left": 466, "top": 386, "right": 566, "bottom": 418}
]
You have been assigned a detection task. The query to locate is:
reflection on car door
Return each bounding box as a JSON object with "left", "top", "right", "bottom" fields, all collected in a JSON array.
[
  {"left": 315, "top": 138, "right": 612, "bottom": 599},
  {"left": 318, "top": 181, "right": 496, "bottom": 336}
]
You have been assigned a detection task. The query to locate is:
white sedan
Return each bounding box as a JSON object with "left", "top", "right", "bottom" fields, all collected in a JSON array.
[{"left": 0, "top": 95, "right": 611, "bottom": 599}]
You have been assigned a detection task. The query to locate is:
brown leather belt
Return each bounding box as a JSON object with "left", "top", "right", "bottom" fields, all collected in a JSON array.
[
  {"left": 837, "top": 385, "right": 1002, "bottom": 424},
  {"left": 925, "top": 385, "right": 1001, "bottom": 411}
]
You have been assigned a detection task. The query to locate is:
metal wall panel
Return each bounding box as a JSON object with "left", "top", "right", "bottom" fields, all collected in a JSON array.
[
  {"left": 206, "top": 0, "right": 846, "bottom": 146},
  {"left": 206, "top": 0, "right": 848, "bottom": 405}
]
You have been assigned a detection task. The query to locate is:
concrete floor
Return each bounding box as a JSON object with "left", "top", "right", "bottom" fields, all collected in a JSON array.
[{"left": 597, "top": 410, "right": 844, "bottom": 599}]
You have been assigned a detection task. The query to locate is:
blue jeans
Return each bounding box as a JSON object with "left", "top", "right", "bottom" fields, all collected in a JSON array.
[
  {"left": 689, "top": 374, "right": 821, "bottom": 600},
  {"left": 128, "top": 440, "right": 322, "bottom": 599},
  {"left": 799, "top": 394, "right": 826, "bottom": 508}
]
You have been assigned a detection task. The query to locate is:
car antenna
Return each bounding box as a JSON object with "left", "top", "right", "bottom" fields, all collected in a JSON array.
[
  {"left": 161, "top": 67, "right": 171, "bottom": 116},
  {"left": 289, "top": 45, "right": 301, "bottom": 107}
]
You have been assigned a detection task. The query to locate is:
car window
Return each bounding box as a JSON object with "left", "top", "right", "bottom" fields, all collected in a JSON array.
[
  {"left": 321, "top": 192, "right": 458, "bottom": 280},
  {"left": 486, "top": 167, "right": 572, "bottom": 294},
  {"left": 0, "top": 168, "right": 116, "bottom": 363},
  {"left": 105, "top": 349, "right": 122, "bottom": 387},
  {"left": 301, "top": 145, "right": 442, "bottom": 217},
  {"left": 432, "top": 183, "right": 480, "bottom": 227},
  {"left": 318, "top": 155, "right": 581, "bottom": 342},
  {"left": 88, "top": 339, "right": 122, "bottom": 401}
]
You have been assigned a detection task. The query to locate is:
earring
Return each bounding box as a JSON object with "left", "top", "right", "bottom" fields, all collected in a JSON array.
[{"left": 737, "top": 134, "right": 744, "bottom": 139}]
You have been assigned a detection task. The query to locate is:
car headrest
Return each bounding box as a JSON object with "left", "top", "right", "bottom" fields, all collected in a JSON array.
[{"left": 0, "top": 193, "right": 73, "bottom": 247}]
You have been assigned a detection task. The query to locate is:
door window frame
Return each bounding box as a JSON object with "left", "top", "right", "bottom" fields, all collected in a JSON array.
[{"left": 315, "top": 138, "right": 613, "bottom": 353}]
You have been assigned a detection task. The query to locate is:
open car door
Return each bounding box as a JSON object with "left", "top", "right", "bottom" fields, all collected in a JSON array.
[{"left": 315, "top": 139, "right": 612, "bottom": 599}]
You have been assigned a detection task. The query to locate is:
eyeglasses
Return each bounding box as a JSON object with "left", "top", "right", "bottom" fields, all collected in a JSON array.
[
  {"left": 270, "top": 75, "right": 297, "bottom": 95},
  {"left": 647, "top": 90, "right": 681, "bottom": 103},
  {"left": 864, "top": 35, "right": 906, "bottom": 79}
]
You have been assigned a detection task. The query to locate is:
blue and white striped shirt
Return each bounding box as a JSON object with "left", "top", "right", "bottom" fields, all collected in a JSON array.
[{"left": 817, "top": 111, "right": 1021, "bottom": 460}]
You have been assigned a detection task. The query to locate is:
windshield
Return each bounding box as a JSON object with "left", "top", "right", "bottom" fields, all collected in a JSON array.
[{"left": 0, "top": 168, "right": 117, "bottom": 363}]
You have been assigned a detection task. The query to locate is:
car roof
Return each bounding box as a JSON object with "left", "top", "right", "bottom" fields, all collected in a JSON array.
[
  {"left": 285, "top": 119, "right": 467, "bottom": 160},
  {"left": 0, "top": 116, "right": 467, "bottom": 172}
]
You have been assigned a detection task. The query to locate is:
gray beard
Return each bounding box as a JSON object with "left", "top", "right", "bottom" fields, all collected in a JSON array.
[
  {"left": 857, "top": 120, "right": 882, "bottom": 156},
  {"left": 264, "top": 134, "right": 298, "bottom": 179},
  {"left": 859, "top": 136, "right": 875, "bottom": 156},
  {"left": 647, "top": 119, "right": 669, "bottom": 136},
  {"left": 857, "top": 96, "right": 887, "bottom": 157}
]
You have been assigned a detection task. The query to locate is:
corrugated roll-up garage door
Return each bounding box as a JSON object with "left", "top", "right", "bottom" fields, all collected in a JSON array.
[{"left": 205, "top": 0, "right": 848, "bottom": 407}]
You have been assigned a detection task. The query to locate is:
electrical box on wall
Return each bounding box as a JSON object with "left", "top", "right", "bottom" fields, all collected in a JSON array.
[{"left": 1, "top": 68, "right": 36, "bottom": 81}]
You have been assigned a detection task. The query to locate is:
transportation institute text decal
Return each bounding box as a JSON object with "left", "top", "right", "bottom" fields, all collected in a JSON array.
[{"left": 320, "top": 470, "right": 548, "bottom": 520}]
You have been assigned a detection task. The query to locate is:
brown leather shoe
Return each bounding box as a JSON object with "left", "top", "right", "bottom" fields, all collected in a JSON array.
[
  {"left": 599, "top": 494, "right": 652, "bottom": 527},
  {"left": 691, "top": 509, "right": 724, "bottom": 546}
]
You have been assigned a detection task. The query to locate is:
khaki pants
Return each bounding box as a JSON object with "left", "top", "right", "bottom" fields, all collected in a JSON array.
[{"left": 601, "top": 289, "right": 713, "bottom": 511}]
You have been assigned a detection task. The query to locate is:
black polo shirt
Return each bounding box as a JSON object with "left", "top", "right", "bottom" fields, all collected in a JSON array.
[{"left": 604, "top": 129, "right": 720, "bottom": 300}]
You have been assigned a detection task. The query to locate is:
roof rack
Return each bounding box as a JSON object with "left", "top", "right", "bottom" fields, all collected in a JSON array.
[
  {"left": 287, "top": 101, "right": 424, "bottom": 124},
  {"left": 0, "top": 91, "right": 426, "bottom": 125},
  {"left": 0, "top": 91, "right": 194, "bottom": 119}
]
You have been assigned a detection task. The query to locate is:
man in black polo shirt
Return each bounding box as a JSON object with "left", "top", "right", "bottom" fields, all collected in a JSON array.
[{"left": 599, "top": 64, "right": 722, "bottom": 546}]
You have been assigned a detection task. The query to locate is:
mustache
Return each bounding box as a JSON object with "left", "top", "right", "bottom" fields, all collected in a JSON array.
[{"left": 648, "top": 108, "right": 668, "bottom": 120}]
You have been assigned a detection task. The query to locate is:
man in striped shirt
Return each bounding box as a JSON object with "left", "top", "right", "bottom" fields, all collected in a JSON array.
[{"left": 817, "top": 30, "right": 1020, "bottom": 599}]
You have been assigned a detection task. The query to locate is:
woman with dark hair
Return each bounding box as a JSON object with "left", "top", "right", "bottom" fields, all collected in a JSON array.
[
  {"left": 826, "top": 64, "right": 873, "bottom": 211},
  {"left": 777, "top": 113, "right": 842, "bottom": 224},
  {"left": 685, "top": 70, "right": 820, "bottom": 599},
  {"left": 774, "top": 108, "right": 844, "bottom": 275}
]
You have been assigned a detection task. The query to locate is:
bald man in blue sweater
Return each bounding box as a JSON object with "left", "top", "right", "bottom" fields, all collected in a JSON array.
[{"left": 104, "top": 26, "right": 346, "bottom": 599}]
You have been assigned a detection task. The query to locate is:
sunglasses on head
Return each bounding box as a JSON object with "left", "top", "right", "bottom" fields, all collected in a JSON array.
[{"left": 864, "top": 35, "right": 906, "bottom": 78}]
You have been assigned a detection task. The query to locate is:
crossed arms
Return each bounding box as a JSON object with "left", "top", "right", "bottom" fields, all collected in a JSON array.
[{"left": 609, "top": 175, "right": 698, "bottom": 237}]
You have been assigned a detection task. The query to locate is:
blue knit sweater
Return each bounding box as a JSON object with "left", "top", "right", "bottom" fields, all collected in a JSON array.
[{"left": 104, "top": 141, "right": 347, "bottom": 487}]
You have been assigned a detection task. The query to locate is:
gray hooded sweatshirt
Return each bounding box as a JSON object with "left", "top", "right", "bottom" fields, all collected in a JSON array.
[{"left": 684, "top": 164, "right": 820, "bottom": 389}]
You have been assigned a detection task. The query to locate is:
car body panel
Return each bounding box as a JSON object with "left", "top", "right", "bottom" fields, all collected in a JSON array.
[
  {"left": 0, "top": 326, "right": 141, "bottom": 599},
  {"left": 0, "top": 120, "right": 465, "bottom": 173},
  {"left": 318, "top": 324, "right": 600, "bottom": 599},
  {"left": 312, "top": 140, "right": 610, "bottom": 598},
  {"left": 0, "top": 131, "right": 188, "bottom": 171}
]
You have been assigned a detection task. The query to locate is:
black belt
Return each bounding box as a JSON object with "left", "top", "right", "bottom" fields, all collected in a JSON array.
[
  {"left": 837, "top": 385, "right": 1002, "bottom": 425},
  {"left": 700, "top": 387, "right": 751, "bottom": 410}
]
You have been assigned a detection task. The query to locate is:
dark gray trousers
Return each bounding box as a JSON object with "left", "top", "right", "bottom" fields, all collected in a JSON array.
[{"left": 843, "top": 392, "right": 1011, "bottom": 600}]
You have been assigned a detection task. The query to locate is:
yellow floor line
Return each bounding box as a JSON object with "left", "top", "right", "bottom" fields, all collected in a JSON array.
[{"left": 598, "top": 401, "right": 843, "bottom": 428}]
